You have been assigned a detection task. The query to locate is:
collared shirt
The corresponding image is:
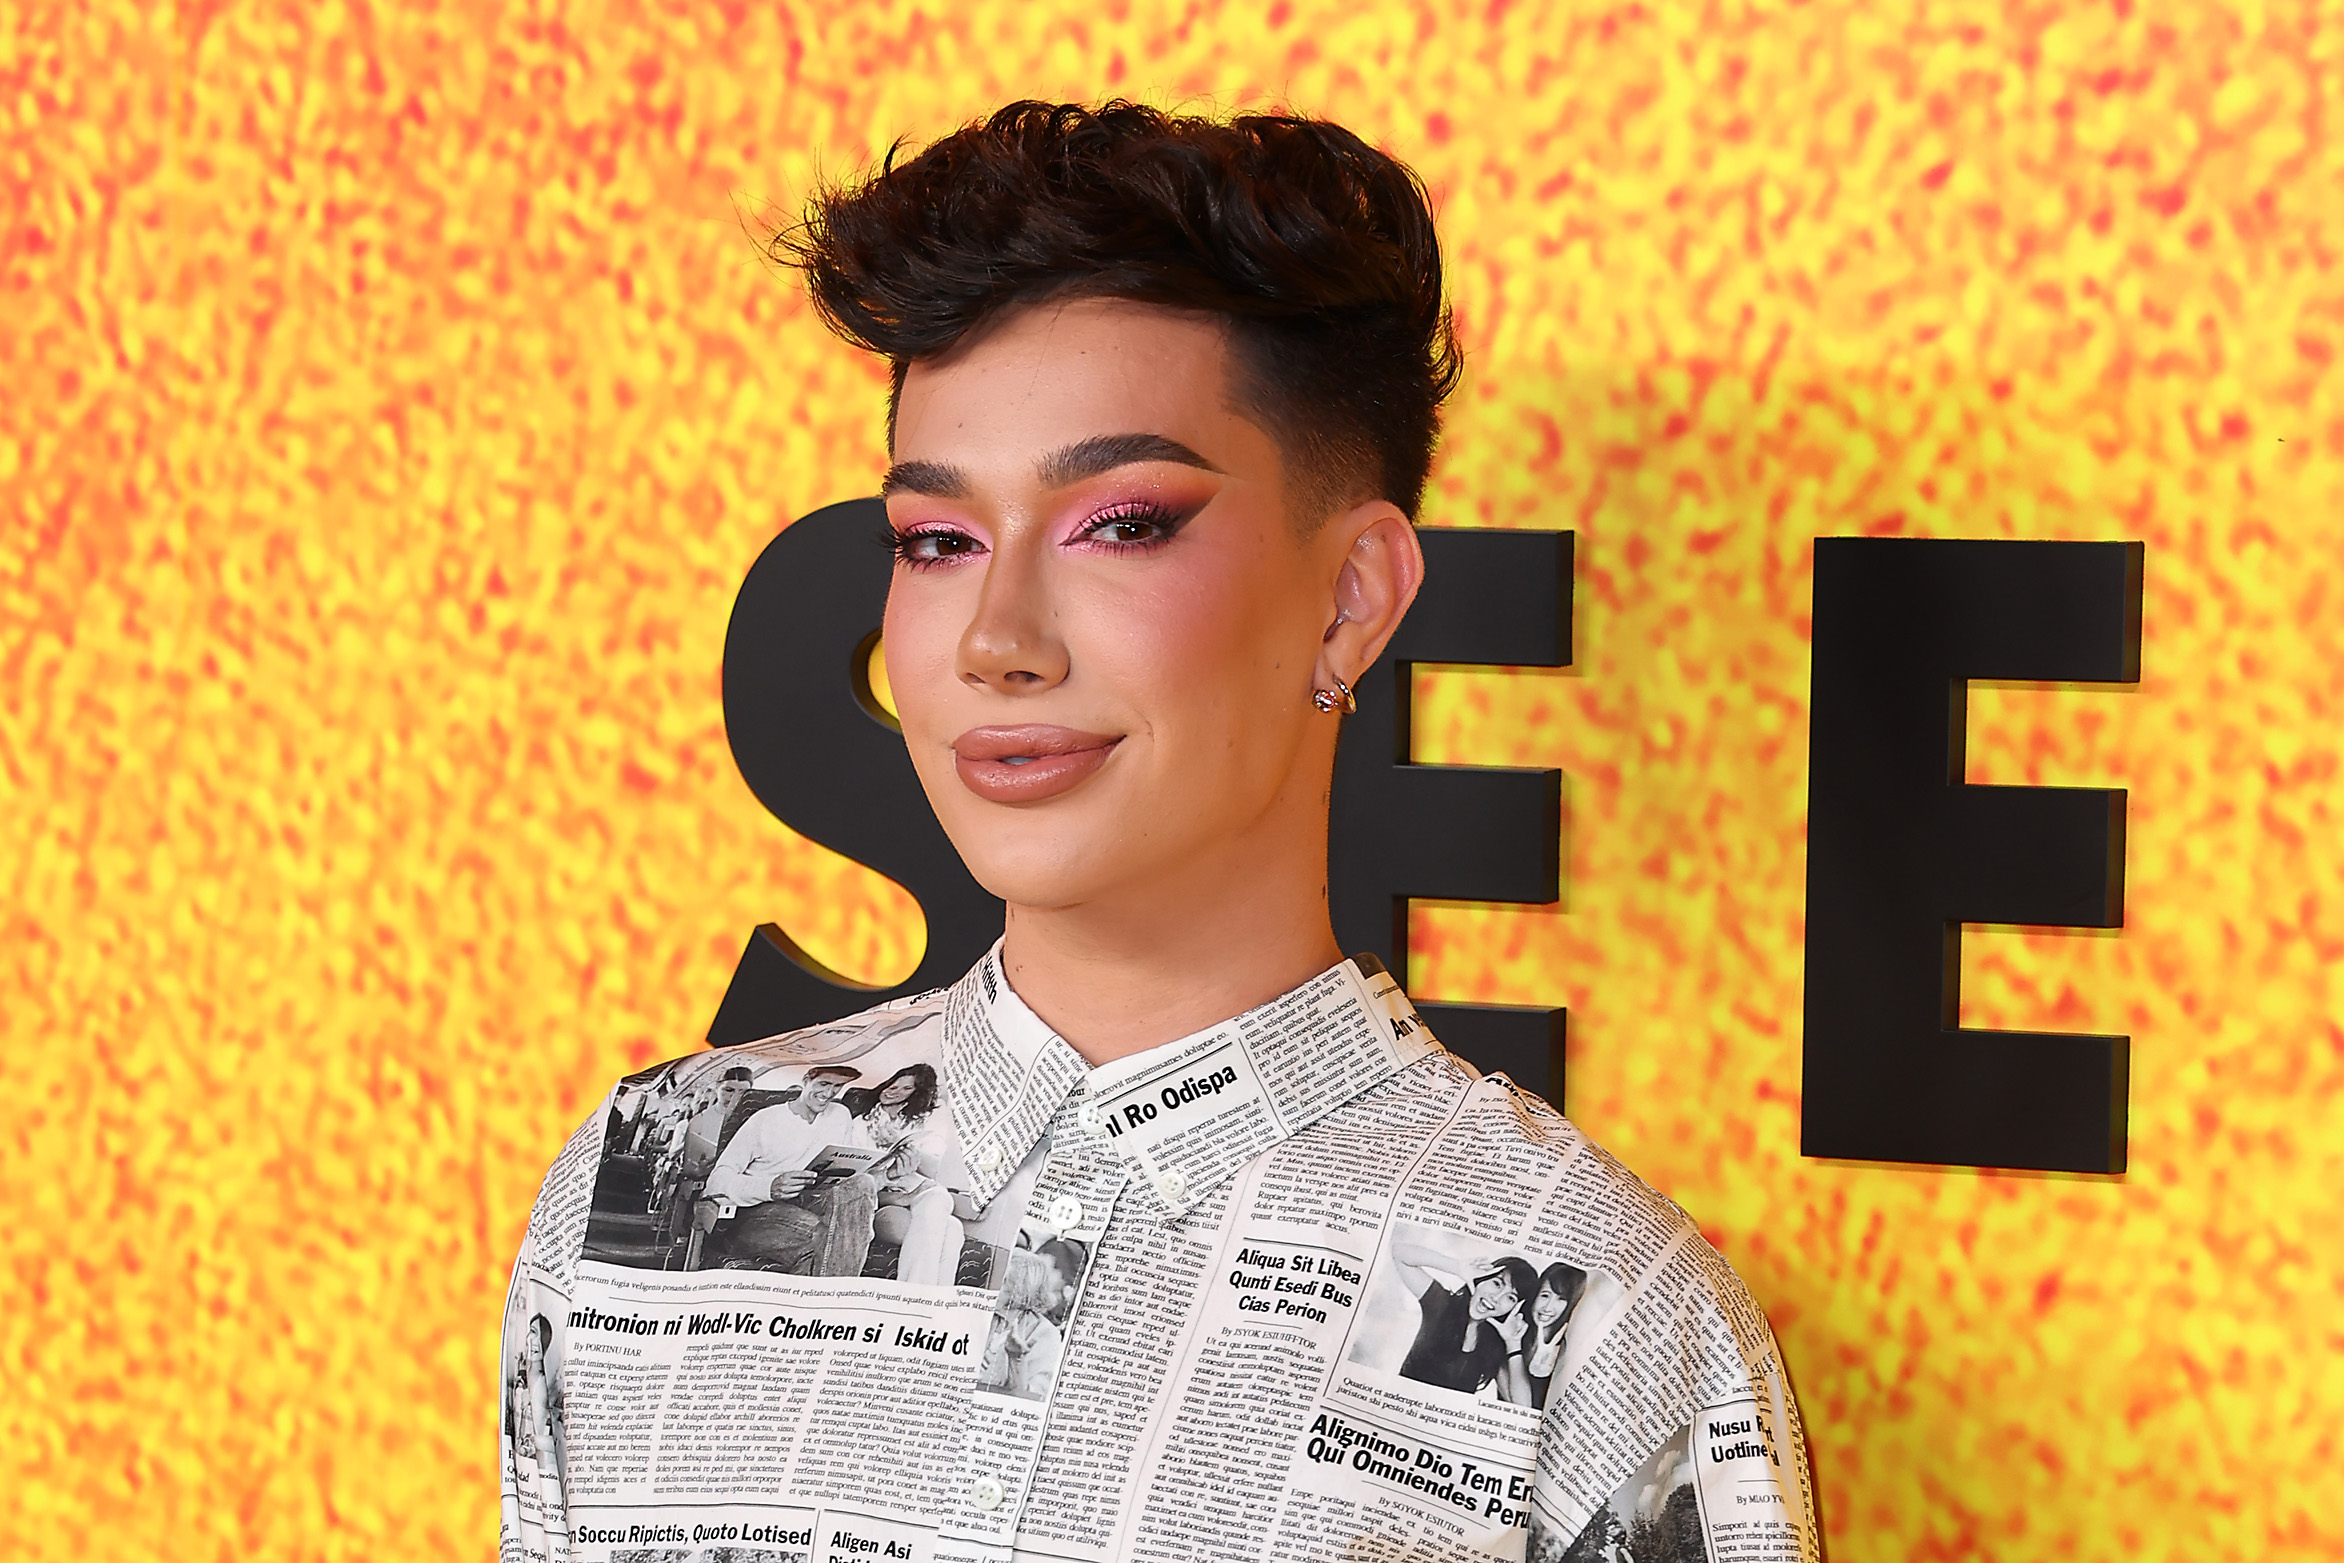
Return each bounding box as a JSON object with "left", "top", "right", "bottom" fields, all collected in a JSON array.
[
  {"left": 500, "top": 948, "right": 1817, "bottom": 1563},
  {"left": 702, "top": 1100, "right": 860, "bottom": 1207}
]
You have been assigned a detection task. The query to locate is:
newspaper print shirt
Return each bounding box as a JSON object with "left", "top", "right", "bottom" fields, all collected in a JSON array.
[{"left": 501, "top": 947, "right": 1818, "bottom": 1563}]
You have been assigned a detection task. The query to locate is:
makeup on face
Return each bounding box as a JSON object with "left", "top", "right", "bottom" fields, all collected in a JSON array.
[
  {"left": 875, "top": 300, "right": 1355, "bottom": 927},
  {"left": 888, "top": 493, "right": 1201, "bottom": 571},
  {"left": 952, "top": 724, "right": 1124, "bottom": 804}
]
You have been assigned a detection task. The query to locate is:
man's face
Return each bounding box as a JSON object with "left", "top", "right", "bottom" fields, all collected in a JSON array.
[
  {"left": 882, "top": 298, "right": 1362, "bottom": 915},
  {"left": 800, "top": 1075, "right": 847, "bottom": 1112},
  {"left": 717, "top": 1080, "right": 746, "bottom": 1112}
]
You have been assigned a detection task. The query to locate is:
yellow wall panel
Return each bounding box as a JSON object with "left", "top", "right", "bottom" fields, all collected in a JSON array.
[{"left": 3, "top": 0, "right": 2337, "bottom": 1556}]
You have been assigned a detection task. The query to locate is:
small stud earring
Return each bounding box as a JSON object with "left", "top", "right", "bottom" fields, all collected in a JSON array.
[{"left": 1312, "top": 675, "right": 1357, "bottom": 715}]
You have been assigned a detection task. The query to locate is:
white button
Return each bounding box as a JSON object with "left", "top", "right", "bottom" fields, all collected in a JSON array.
[
  {"left": 973, "top": 1144, "right": 1003, "bottom": 1174},
  {"left": 1155, "top": 1170, "right": 1188, "bottom": 1205},
  {"left": 969, "top": 1475, "right": 1005, "bottom": 1511},
  {"left": 1077, "top": 1101, "right": 1101, "bottom": 1134},
  {"left": 1046, "top": 1194, "right": 1084, "bottom": 1230}
]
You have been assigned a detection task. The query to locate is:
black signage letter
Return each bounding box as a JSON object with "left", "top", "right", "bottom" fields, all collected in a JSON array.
[
  {"left": 1330, "top": 528, "right": 1573, "bottom": 1105},
  {"left": 707, "top": 499, "right": 1002, "bottom": 1044},
  {"left": 1802, "top": 537, "right": 2143, "bottom": 1172}
]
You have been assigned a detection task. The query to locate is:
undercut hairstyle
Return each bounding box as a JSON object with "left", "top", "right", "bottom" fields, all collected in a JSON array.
[{"left": 774, "top": 99, "right": 1463, "bottom": 522}]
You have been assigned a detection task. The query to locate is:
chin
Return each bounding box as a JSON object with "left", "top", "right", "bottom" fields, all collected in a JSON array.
[
  {"left": 922, "top": 762, "right": 1128, "bottom": 907},
  {"left": 953, "top": 834, "right": 1133, "bottom": 912},
  {"left": 950, "top": 800, "right": 1216, "bottom": 914}
]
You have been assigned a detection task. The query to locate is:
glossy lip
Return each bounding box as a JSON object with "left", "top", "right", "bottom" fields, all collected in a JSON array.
[{"left": 951, "top": 724, "right": 1123, "bottom": 804}]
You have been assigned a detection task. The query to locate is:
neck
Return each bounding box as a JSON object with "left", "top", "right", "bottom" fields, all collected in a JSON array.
[{"left": 999, "top": 829, "right": 1343, "bottom": 1068}]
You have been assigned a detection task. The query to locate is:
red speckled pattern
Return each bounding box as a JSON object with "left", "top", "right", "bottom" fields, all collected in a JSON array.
[{"left": 3, "top": 1, "right": 2338, "bottom": 1556}]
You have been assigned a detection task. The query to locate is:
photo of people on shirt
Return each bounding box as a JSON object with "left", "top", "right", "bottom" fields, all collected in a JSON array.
[
  {"left": 499, "top": 1283, "right": 567, "bottom": 1490},
  {"left": 577, "top": 1014, "right": 1002, "bottom": 1286},
  {"left": 976, "top": 1218, "right": 1093, "bottom": 1402},
  {"left": 1345, "top": 1221, "right": 1593, "bottom": 1411},
  {"left": 1527, "top": 1418, "right": 1701, "bottom": 1563}
]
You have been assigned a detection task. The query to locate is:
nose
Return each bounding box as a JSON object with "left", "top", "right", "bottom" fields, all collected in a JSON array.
[{"left": 957, "top": 532, "right": 1070, "bottom": 695}]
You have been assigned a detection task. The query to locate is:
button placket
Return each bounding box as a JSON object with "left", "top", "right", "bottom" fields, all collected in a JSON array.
[{"left": 940, "top": 1090, "right": 1131, "bottom": 1548}]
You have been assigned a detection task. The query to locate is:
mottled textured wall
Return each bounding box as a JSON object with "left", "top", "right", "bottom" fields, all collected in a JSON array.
[{"left": 4, "top": 0, "right": 2338, "bottom": 1556}]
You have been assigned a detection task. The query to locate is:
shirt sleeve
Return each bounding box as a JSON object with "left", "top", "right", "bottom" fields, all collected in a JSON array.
[
  {"left": 1526, "top": 1246, "right": 1820, "bottom": 1563},
  {"left": 500, "top": 1091, "right": 610, "bottom": 1563},
  {"left": 705, "top": 1110, "right": 778, "bottom": 1206}
]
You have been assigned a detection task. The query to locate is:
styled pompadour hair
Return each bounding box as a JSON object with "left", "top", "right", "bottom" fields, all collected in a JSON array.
[{"left": 774, "top": 100, "right": 1462, "bottom": 521}]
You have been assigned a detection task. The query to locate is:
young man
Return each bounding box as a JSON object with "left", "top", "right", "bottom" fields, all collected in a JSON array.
[
  {"left": 500, "top": 101, "right": 1817, "bottom": 1563},
  {"left": 689, "top": 1063, "right": 879, "bottom": 1275}
]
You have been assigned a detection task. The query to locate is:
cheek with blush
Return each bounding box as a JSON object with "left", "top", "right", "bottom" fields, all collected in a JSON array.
[
  {"left": 1065, "top": 532, "right": 1300, "bottom": 742},
  {"left": 879, "top": 591, "right": 970, "bottom": 747}
]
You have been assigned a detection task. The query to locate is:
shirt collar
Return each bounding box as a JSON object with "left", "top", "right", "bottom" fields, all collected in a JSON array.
[
  {"left": 942, "top": 943, "right": 1438, "bottom": 1220},
  {"left": 940, "top": 945, "right": 1091, "bottom": 1209}
]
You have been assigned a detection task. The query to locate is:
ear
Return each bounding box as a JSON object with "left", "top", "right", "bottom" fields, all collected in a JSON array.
[{"left": 1316, "top": 502, "right": 1426, "bottom": 692}]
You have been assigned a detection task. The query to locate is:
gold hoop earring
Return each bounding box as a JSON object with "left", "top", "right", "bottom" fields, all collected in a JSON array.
[{"left": 1312, "top": 676, "right": 1357, "bottom": 715}]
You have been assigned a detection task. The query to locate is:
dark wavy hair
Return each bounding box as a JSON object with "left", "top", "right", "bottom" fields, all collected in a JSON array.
[
  {"left": 844, "top": 1063, "right": 940, "bottom": 1122},
  {"left": 1532, "top": 1261, "right": 1586, "bottom": 1343},
  {"left": 1474, "top": 1256, "right": 1541, "bottom": 1314},
  {"left": 775, "top": 99, "right": 1462, "bottom": 521}
]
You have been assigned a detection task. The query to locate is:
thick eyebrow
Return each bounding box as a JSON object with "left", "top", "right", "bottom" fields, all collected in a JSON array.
[
  {"left": 1034, "top": 432, "right": 1222, "bottom": 488},
  {"left": 880, "top": 433, "right": 1220, "bottom": 500},
  {"left": 879, "top": 459, "right": 968, "bottom": 499}
]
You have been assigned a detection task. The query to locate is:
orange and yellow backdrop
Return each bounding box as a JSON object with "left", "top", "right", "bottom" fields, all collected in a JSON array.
[{"left": 5, "top": 0, "right": 2339, "bottom": 1557}]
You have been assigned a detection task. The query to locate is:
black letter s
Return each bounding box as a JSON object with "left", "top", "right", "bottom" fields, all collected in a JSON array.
[{"left": 705, "top": 499, "right": 1002, "bottom": 1044}]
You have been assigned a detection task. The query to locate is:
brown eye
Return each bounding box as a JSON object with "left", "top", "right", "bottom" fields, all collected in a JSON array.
[
  {"left": 890, "top": 528, "right": 983, "bottom": 567},
  {"left": 1077, "top": 501, "right": 1185, "bottom": 549}
]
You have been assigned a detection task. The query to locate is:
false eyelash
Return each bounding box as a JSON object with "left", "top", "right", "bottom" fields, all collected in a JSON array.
[
  {"left": 1076, "top": 499, "right": 1188, "bottom": 548},
  {"left": 880, "top": 524, "right": 981, "bottom": 569}
]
